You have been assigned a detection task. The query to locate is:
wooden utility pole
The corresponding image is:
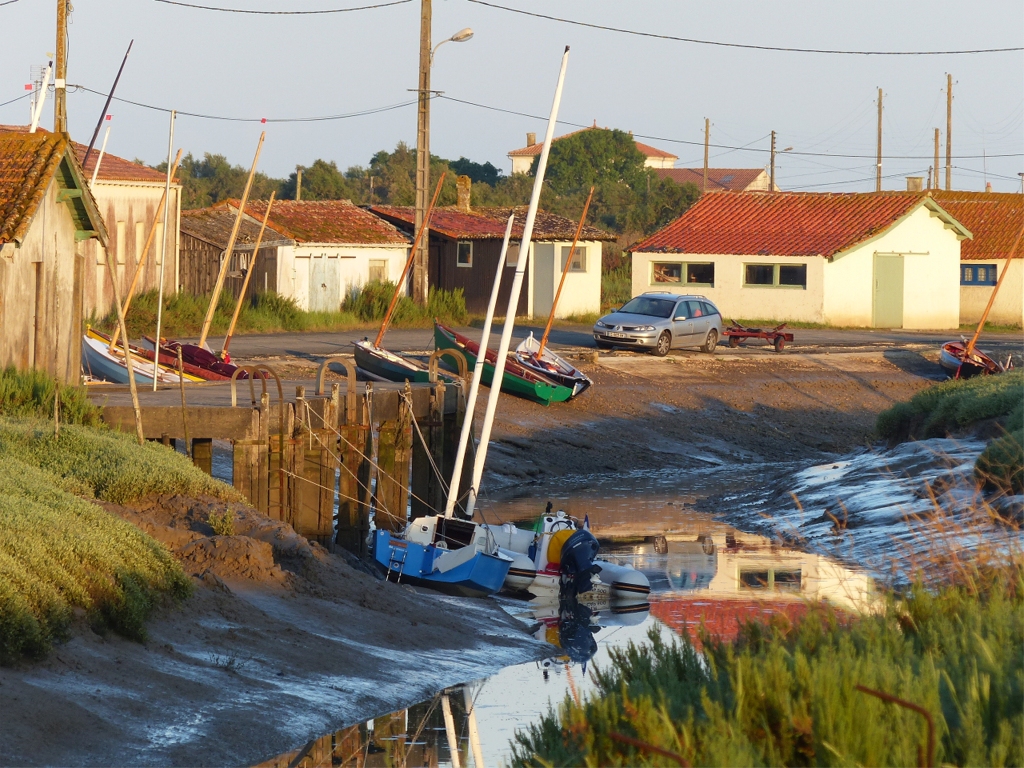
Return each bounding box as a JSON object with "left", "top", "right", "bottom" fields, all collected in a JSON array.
[
  {"left": 702, "top": 118, "right": 709, "bottom": 193},
  {"left": 945, "top": 74, "right": 953, "bottom": 190},
  {"left": 54, "top": 0, "right": 68, "bottom": 132},
  {"left": 413, "top": 0, "right": 432, "bottom": 304},
  {"left": 934, "top": 128, "right": 940, "bottom": 189},
  {"left": 875, "top": 88, "right": 883, "bottom": 192},
  {"left": 295, "top": 167, "right": 302, "bottom": 201},
  {"left": 770, "top": 130, "right": 776, "bottom": 191}
]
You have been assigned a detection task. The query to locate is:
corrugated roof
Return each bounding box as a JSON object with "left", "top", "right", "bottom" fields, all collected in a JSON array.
[
  {"left": 370, "top": 205, "right": 616, "bottom": 242},
  {"left": 181, "top": 205, "right": 292, "bottom": 248},
  {"left": 654, "top": 167, "right": 769, "bottom": 192},
  {"left": 241, "top": 199, "right": 410, "bottom": 245},
  {"left": 508, "top": 126, "right": 677, "bottom": 160},
  {"left": 931, "top": 191, "right": 1023, "bottom": 261},
  {"left": 0, "top": 124, "right": 170, "bottom": 183},
  {"left": 632, "top": 191, "right": 969, "bottom": 258}
]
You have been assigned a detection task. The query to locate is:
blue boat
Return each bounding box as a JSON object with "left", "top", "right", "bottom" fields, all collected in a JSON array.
[
  {"left": 82, "top": 328, "right": 190, "bottom": 385},
  {"left": 373, "top": 520, "right": 513, "bottom": 598}
]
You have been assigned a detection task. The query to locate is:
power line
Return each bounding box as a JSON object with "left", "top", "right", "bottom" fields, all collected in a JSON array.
[
  {"left": 791, "top": 168, "right": 929, "bottom": 190},
  {"left": 152, "top": 0, "right": 410, "bottom": 13},
  {"left": 466, "top": 0, "right": 1024, "bottom": 56},
  {"left": 0, "top": 92, "right": 31, "bottom": 109},
  {"left": 438, "top": 94, "right": 1024, "bottom": 160},
  {"left": 73, "top": 84, "right": 420, "bottom": 122},
  {"left": 0, "top": 0, "right": 24, "bottom": 6}
]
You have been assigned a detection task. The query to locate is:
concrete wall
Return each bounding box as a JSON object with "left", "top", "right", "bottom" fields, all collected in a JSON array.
[
  {"left": 529, "top": 240, "right": 602, "bottom": 318},
  {"left": 79, "top": 181, "right": 181, "bottom": 318},
  {"left": 960, "top": 259, "right": 1023, "bottom": 328},
  {"left": 277, "top": 244, "right": 409, "bottom": 311},
  {"left": 630, "top": 250, "right": 826, "bottom": 322},
  {"left": 0, "top": 179, "right": 83, "bottom": 383}
]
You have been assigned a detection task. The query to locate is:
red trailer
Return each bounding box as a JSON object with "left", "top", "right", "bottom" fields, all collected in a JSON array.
[{"left": 723, "top": 321, "right": 794, "bottom": 352}]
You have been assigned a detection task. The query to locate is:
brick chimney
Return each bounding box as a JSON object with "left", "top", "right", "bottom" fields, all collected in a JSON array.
[
  {"left": 526, "top": 132, "right": 536, "bottom": 147},
  {"left": 906, "top": 176, "right": 924, "bottom": 192},
  {"left": 986, "top": 181, "right": 993, "bottom": 193},
  {"left": 456, "top": 174, "right": 471, "bottom": 212}
]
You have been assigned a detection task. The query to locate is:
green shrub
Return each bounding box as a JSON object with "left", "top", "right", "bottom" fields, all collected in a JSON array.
[
  {"left": 343, "top": 280, "right": 468, "bottom": 325},
  {"left": 601, "top": 264, "right": 632, "bottom": 310},
  {"left": 208, "top": 509, "right": 235, "bottom": 536},
  {"left": 0, "top": 367, "right": 102, "bottom": 427},
  {"left": 512, "top": 574, "right": 1024, "bottom": 767}
]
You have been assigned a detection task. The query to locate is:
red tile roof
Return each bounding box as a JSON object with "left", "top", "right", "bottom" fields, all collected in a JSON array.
[
  {"left": 241, "top": 199, "right": 410, "bottom": 246},
  {"left": 0, "top": 124, "right": 169, "bottom": 183},
  {"left": 931, "top": 191, "right": 1023, "bottom": 260},
  {"left": 181, "top": 205, "right": 291, "bottom": 248},
  {"left": 632, "top": 191, "right": 969, "bottom": 258},
  {"left": 0, "top": 131, "right": 69, "bottom": 243},
  {"left": 655, "top": 167, "right": 770, "bottom": 192},
  {"left": 508, "top": 126, "right": 677, "bottom": 160},
  {"left": 369, "top": 205, "right": 616, "bottom": 242}
]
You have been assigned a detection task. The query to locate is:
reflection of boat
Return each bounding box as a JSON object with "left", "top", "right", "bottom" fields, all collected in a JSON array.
[
  {"left": 435, "top": 323, "right": 573, "bottom": 406},
  {"left": 82, "top": 328, "right": 199, "bottom": 385},
  {"left": 530, "top": 594, "right": 651, "bottom": 667},
  {"left": 939, "top": 340, "right": 1006, "bottom": 378},
  {"left": 514, "top": 332, "right": 592, "bottom": 397}
]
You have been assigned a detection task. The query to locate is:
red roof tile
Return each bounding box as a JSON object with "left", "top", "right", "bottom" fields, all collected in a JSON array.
[
  {"left": 655, "top": 167, "right": 769, "bottom": 192},
  {"left": 508, "top": 126, "right": 677, "bottom": 160},
  {"left": 241, "top": 199, "right": 410, "bottom": 246},
  {"left": 181, "top": 205, "right": 291, "bottom": 248},
  {"left": 369, "top": 205, "right": 616, "bottom": 242},
  {"left": 931, "top": 191, "right": 1023, "bottom": 260},
  {"left": 632, "top": 191, "right": 968, "bottom": 258},
  {"left": 0, "top": 131, "right": 68, "bottom": 243}
]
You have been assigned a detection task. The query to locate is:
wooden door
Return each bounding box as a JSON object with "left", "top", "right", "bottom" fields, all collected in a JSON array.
[
  {"left": 872, "top": 254, "right": 904, "bottom": 328},
  {"left": 309, "top": 256, "right": 341, "bottom": 312}
]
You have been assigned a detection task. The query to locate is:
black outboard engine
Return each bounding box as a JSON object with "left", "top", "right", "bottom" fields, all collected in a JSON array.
[{"left": 559, "top": 528, "right": 601, "bottom": 598}]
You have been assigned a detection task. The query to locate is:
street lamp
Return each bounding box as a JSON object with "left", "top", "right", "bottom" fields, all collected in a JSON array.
[
  {"left": 412, "top": 19, "right": 474, "bottom": 304},
  {"left": 769, "top": 130, "right": 792, "bottom": 191}
]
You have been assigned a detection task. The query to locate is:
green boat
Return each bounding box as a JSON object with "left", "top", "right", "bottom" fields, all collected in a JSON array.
[{"left": 433, "top": 323, "right": 573, "bottom": 406}]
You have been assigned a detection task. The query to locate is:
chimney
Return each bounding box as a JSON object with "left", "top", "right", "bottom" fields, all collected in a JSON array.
[
  {"left": 986, "top": 181, "right": 993, "bottom": 193},
  {"left": 906, "top": 176, "right": 924, "bottom": 192},
  {"left": 456, "top": 174, "right": 471, "bottom": 212},
  {"left": 526, "top": 132, "right": 536, "bottom": 147}
]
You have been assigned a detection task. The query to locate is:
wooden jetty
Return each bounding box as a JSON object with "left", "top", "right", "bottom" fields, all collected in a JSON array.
[{"left": 90, "top": 357, "right": 472, "bottom": 556}]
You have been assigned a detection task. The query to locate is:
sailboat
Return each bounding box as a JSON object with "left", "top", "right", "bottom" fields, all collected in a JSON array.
[
  {"left": 371, "top": 47, "right": 573, "bottom": 598},
  {"left": 82, "top": 327, "right": 202, "bottom": 385}
]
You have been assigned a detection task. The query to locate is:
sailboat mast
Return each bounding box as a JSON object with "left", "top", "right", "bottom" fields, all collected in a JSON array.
[
  {"left": 443, "top": 214, "right": 515, "bottom": 518},
  {"left": 538, "top": 185, "right": 594, "bottom": 356},
  {"left": 464, "top": 46, "right": 570, "bottom": 520}
]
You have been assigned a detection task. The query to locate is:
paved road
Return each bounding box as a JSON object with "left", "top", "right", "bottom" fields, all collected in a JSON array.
[{"left": 206, "top": 323, "right": 1022, "bottom": 361}]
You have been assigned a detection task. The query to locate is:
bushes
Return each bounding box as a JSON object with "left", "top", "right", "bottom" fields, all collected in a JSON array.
[
  {"left": 0, "top": 366, "right": 102, "bottom": 427},
  {"left": 512, "top": 574, "right": 1024, "bottom": 767},
  {"left": 601, "top": 264, "right": 632, "bottom": 311},
  {"left": 343, "top": 280, "right": 468, "bottom": 325}
]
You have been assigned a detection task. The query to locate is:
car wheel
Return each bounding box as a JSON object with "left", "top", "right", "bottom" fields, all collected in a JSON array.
[
  {"left": 701, "top": 329, "right": 718, "bottom": 354},
  {"left": 652, "top": 331, "right": 671, "bottom": 357}
]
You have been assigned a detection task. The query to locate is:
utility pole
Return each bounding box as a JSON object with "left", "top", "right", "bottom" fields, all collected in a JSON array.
[
  {"left": 702, "top": 118, "right": 709, "bottom": 192},
  {"left": 54, "top": 0, "right": 68, "bottom": 132},
  {"left": 945, "top": 73, "right": 953, "bottom": 190},
  {"left": 933, "top": 129, "right": 940, "bottom": 189},
  {"left": 770, "top": 130, "right": 776, "bottom": 191},
  {"left": 413, "top": 0, "right": 432, "bottom": 304},
  {"left": 875, "top": 87, "right": 883, "bottom": 192},
  {"left": 295, "top": 167, "right": 302, "bottom": 201}
]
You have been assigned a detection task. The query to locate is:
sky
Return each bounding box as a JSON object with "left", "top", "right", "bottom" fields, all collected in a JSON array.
[{"left": 1, "top": 0, "right": 1021, "bottom": 192}]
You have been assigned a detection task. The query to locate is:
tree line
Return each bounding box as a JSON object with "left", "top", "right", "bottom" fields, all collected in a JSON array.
[{"left": 157, "top": 128, "right": 699, "bottom": 244}]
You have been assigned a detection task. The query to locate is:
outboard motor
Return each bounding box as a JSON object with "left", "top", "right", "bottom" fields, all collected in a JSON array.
[{"left": 559, "top": 528, "right": 601, "bottom": 597}]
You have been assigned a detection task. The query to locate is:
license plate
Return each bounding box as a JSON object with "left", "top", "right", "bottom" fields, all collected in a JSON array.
[{"left": 606, "top": 332, "right": 629, "bottom": 338}]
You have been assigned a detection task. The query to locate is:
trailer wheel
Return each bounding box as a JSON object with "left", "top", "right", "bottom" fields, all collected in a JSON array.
[
  {"left": 774, "top": 335, "right": 786, "bottom": 353},
  {"left": 728, "top": 336, "right": 740, "bottom": 348}
]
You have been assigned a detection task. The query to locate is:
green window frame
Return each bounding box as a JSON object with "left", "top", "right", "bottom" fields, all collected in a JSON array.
[
  {"left": 743, "top": 263, "right": 807, "bottom": 289},
  {"left": 651, "top": 261, "right": 715, "bottom": 286}
]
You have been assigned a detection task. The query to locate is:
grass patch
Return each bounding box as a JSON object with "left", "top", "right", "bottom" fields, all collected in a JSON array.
[
  {"left": 0, "top": 417, "right": 221, "bottom": 663},
  {"left": 342, "top": 280, "right": 468, "bottom": 326},
  {"left": 0, "top": 366, "right": 102, "bottom": 427},
  {"left": 960, "top": 323, "right": 1022, "bottom": 333},
  {"left": 601, "top": 264, "right": 632, "bottom": 311},
  {"left": 511, "top": 570, "right": 1024, "bottom": 767}
]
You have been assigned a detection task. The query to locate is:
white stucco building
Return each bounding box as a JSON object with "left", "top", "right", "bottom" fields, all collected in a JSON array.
[{"left": 631, "top": 191, "right": 972, "bottom": 330}]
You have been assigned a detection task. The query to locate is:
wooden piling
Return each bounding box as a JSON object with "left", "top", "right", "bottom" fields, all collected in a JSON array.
[
  {"left": 192, "top": 438, "right": 213, "bottom": 475},
  {"left": 336, "top": 381, "right": 371, "bottom": 555}
]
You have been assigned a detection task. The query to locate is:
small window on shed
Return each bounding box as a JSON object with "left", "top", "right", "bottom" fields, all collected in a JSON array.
[
  {"left": 961, "top": 264, "right": 997, "bottom": 286},
  {"left": 561, "top": 245, "right": 586, "bottom": 272},
  {"left": 778, "top": 264, "right": 807, "bottom": 287},
  {"left": 457, "top": 241, "right": 473, "bottom": 267},
  {"left": 506, "top": 242, "right": 520, "bottom": 267},
  {"left": 686, "top": 263, "right": 714, "bottom": 285},
  {"left": 744, "top": 264, "right": 774, "bottom": 285},
  {"left": 652, "top": 262, "right": 683, "bottom": 283},
  {"left": 368, "top": 259, "right": 387, "bottom": 283}
]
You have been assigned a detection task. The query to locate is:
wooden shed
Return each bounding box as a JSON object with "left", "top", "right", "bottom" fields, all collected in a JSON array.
[{"left": 0, "top": 130, "right": 107, "bottom": 383}]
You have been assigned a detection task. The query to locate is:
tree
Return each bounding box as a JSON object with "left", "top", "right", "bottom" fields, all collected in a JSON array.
[
  {"left": 281, "top": 159, "right": 360, "bottom": 201},
  {"left": 449, "top": 157, "right": 503, "bottom": 186},
  {"left": 160, "top": 153, "right": 284, "bottom": 209},
  {"left": 532, "top": 128, "right": 648, "bottom": 196}
]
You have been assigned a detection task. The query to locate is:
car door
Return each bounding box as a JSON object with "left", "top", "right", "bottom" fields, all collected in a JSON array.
[
  {"left": 687, "top": 300, "right": 711, "bottom": 346},
  {"left": 671, "top": 300, "right": 692, "bottom": 347}
]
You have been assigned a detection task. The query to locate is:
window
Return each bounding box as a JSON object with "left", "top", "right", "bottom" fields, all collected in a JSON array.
[
  {"left": 962, "top": 264, "right": 998, "bottom": 286},
  {"left": 744, "top": 263, "right": 807, "bottom": 288},
  {"left": 134, "top": 222, "right": 144, "bottom": 265},
  {"left": 506, "top": 242, "right": 520, "bottom": 267},
  {"left": 155, "top": 223, "right": 164, "bottom": 264},
  {"left": 701, "top": 301, "right": 720, "bottom": 317},
  {"left": 686, "top": 300, "right": 704, "bottom": 318},
  {"left": 561, "top": 245, "right": 586, "bottom": 272},
  {"left": 686, "top": 263, "right": 714, "bottom": 285},
  {"left": 619, "top": 296, "right": 677, "bottom": 318},
  {"left": 651, "top": 262, "right": 682, "bottom": 283},
  {"left": 457, "top": 241, "right": 473, "bottom": 267},
  {"left": 116, "top": 221, "right": 126, "bottom": 264},
  {"left": 368, "top": 259, "right": 387, "bottom": 283}
]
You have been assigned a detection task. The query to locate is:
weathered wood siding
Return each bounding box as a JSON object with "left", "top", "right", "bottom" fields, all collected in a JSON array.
[
  {"left": 429, "top": 235, "right": 529, "bottom": 315},
  {"left": 0, "top": 179, "right": 83, "bottom": 383},
  {"left": 179, "top": 232, "right": 278, "bottom": 302}
]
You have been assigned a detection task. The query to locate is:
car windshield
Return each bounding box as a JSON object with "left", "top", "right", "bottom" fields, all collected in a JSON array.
[{"left": 618, "top": 297, "right": 677, "bottom": 318}]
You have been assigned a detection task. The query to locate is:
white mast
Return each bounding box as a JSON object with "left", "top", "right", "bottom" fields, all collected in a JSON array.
[
  {"left": 464, "top": 46, "right": 569, "bottom": 519},
  {"left": 152, "top": 110, "right": 176, "bottom": 390},
  {"left": 90, "top": 122, "right": 112, "bottom": 188},
  {"left": 443, "top": 213, "right": 515, "bottom": 518},
  {"left": 28, "top": 62, "right": 52, "bottom": 134}
]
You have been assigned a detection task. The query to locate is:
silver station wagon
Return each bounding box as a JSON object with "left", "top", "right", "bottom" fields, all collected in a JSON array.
[{"left": 593, "top": 292, "right": 724, "bottom": 356}]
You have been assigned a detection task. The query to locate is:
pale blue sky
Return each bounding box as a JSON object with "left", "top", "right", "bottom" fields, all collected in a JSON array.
[{"left": 1, "top": 0, "right": 1021, "bottom": 191}]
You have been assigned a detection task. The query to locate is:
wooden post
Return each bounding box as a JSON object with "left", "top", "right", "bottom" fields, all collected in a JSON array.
[
  {"left": 192, "top": 438, "right": 213, "bottom": 475},
  {"left": 876, "top": 87, "right": 883, "bottom": 192},
  {"left": 375, "top": 390, "right": 411, "bottom": 532},
  {"left": 945, "top": 74, "right": 953, "bottom": 190},
  {"left": 769, "top": 130, "right": 776, "bottom": 191},
  {"left": 337, "top": 382, "right": 371, "bottom": 555},
  {"left": 933, "top": 128, "right": 940, "bottom": 190},
  {"left": 702, "top": 117, "right": 709, "bottom": 193},
  {"left": 412, "top": 378, "right": 444, "bottom": 517}
]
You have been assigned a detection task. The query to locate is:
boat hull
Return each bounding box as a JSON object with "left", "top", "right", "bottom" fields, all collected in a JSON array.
[
  {"left": 515, "top": 333, "right": 592, "bottom": 398},
  {"left": 939, "top": 341, "right": 1002, "bottom": 378},
  {"left": 433, "top": 323, "right": 573, "bottom": 405},
  {"left": 353, "top": 340, "right": 433, "bottom": 384},
  {"left": 373, "top": 530, "right": 511, "bottom": 597},
  {"left": 82, "top": 330, "right": 186, "bottom": 384}
]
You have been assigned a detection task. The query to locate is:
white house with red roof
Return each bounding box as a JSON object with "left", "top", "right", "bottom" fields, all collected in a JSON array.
[
  {"left": 654, "top": 168, "right": 778, "bottom": 192},
  {"left": 631, "top": 191, "right": 972, "bottom": 331},
  {"left": 508, "top": 127, "right": 677, "bottom": 175}
]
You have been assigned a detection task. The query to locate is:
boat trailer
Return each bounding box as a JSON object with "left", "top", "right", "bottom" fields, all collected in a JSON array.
[{"left": 723, "top": 321, "right": 794, "bottom": 352}]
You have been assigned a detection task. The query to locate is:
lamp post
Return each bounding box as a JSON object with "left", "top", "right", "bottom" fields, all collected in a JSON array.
[
  {"left": 412, "top": 12, "right": 473, "bottom": 304},
  {"left": 769, "top": 132, "right": 792, "bottom": 191}
]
